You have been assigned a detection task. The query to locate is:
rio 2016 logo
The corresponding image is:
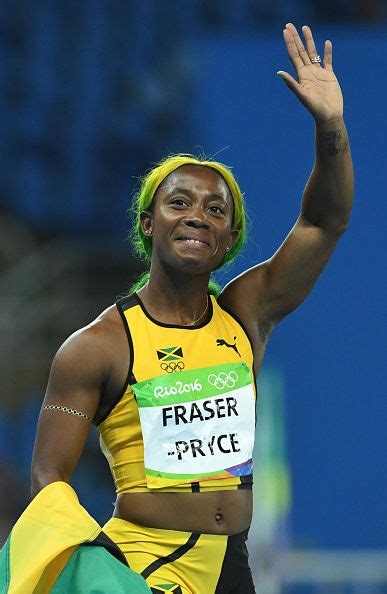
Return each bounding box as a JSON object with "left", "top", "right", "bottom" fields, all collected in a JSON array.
[
  {"left": 153, "top": 379, "right": 202, "bottom": 398},
  {"left": 207, "top": 371, "right": 238, "bottom": 390}
]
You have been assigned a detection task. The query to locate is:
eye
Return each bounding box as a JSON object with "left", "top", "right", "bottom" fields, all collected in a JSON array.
[
  {"left": 209, "top": 205, "right": 225, "bottom": 215},
  {"left": 171, "top": 198, "right": 189, "bottom": 207}
]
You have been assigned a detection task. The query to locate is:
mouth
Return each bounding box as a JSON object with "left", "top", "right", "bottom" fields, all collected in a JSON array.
[{"left": 176, "top": 236, "right": 210, "bottom": 248}]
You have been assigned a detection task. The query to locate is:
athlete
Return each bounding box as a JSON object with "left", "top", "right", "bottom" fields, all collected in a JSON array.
[{"left": 30, "top": 24, "right": 353, "bottom": 593}]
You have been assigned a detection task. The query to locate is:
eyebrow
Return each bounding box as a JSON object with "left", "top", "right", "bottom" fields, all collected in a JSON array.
[{"left": 169, "top": 187, "right": 230, "bottom": 205}]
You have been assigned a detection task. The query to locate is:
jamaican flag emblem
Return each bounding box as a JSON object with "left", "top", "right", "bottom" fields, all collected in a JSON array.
[{"left": 157, "top": 346, "right": 184, "bottom": 373}]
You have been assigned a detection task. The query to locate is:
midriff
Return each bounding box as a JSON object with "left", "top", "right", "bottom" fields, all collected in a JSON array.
[{"left": 114, "top": 489, "right": 252, "bottom": 535}]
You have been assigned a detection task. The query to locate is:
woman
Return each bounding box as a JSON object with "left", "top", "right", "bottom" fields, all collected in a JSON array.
[{"left": 31, "top": 23, "right": 353, "bottom": 593}]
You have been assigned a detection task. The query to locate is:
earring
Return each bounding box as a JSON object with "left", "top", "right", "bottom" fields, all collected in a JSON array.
[
  {"left": 145, "top": 230, "right": 152, "bottom": 235},
  {"left": 226, "top": 246, "right": 230, "bottom": 251}
]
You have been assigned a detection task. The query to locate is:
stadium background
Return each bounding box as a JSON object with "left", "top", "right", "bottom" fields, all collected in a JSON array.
[{"left": 0, "top": 2, "right": 386, "bottom": 592}]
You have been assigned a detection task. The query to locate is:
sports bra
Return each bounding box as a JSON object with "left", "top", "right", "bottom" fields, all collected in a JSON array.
[{"left": 98, "top": 293, "right": 257, "bottom": 493}]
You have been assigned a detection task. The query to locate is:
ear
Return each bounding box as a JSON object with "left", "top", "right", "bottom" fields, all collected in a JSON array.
[
  {"left": 226, "top": 228, "right": 239, "bottom": 252},
  {"left": 140, "top": 211, "right": 153, "bottom": 236}
]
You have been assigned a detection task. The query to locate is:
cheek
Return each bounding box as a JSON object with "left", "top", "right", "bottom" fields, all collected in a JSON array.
[
  {"left": 217, "top": 224, "right": 233, "bottom": 245},
  {"left": 153, "top": 207, "right": 181, "bottom": 231}
]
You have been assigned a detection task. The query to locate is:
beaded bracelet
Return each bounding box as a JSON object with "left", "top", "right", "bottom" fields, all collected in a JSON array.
[{"left": 42, "top": 404, "right": 91, "bottom": 421}]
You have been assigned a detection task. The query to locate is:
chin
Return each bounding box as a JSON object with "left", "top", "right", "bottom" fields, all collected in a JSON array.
[
  {"left": 161, "top": 249, "right": 217, "bottom": 275},
  {"left": 171, "top": 253, "right": 212, "bottom": 274},
  {"left": 180, "top": 258, "right": 212, "bottom": 273}
]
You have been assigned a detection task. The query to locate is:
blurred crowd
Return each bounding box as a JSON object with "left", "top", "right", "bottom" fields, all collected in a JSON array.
[
  {"left": 199, "top": 0, "right": 385, "bottom": 25},
  {"left": 1, "top": 1, "right": 385, "bottom": 235}
]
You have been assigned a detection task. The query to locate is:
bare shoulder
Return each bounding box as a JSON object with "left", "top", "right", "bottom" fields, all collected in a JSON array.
[
  {"left": 95, "top": 302, "right": 127, "bottom": 343},
  {"left": 51, "top": 303, "right": 128, "bottom": 386},
  {"left": 218, "top": 265, "right": 273, "bottom": 355},
  {"left": 218, "top": 264, "right": 270, "bottom": 327},
  {"left": 58, "top": 304, "right": 120, "bottom": 353}
]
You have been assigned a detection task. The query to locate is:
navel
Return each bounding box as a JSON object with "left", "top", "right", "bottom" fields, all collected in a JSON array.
[{"left": 215, "top": 510, "right": 223, "bottom": 523}]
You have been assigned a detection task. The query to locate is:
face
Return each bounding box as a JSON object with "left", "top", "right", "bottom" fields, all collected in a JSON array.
[{"left": 141, "top": 165, "right": 238, "bottom": 274}]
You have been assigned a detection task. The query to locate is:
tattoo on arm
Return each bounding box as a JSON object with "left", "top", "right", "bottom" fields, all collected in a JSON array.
[{"left": 319, "top": 129, "right": 342, "bottom": 156}]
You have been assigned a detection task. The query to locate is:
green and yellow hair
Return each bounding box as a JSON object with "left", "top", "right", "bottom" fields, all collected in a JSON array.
[{"left": 129, "top": 154, "right": 247, "bottom": 296}]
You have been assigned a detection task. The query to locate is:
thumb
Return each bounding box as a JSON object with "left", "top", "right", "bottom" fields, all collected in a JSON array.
[{"left": 277, "top": 71, "right": 301, "bottom": 95}]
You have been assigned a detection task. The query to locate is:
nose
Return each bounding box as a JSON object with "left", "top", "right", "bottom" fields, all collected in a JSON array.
[
  {"left": 184, "top": 217, "right": 209, "bottom": 229},
  {"left": 183, "top": 207, "right": 210, "bottom": 229}
]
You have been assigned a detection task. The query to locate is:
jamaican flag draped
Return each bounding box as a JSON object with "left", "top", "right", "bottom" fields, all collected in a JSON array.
[{"left": 0, "top": 481, "right": 150, "bottom": 593}]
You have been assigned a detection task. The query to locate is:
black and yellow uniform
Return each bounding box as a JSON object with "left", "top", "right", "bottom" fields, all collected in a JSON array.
[
  {"left": 103, "top": 517, "right": 254, "bottom": 594},
  {"left": 98, "top": 293, "right": 257, "bottom": 593}
]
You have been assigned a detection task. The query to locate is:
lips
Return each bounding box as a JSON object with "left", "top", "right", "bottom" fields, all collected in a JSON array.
[{"left": 176, "top": 235, "right": 210, "bottom": 247}]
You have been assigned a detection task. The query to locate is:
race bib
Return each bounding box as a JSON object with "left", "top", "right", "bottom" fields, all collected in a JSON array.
[{"left": 132, "top": 362, "right": 255, "bottom": 489}]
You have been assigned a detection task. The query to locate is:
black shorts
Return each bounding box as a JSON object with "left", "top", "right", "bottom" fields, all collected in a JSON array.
[{"left": 213, "top": 529, "right": 256, "bottom": 594}]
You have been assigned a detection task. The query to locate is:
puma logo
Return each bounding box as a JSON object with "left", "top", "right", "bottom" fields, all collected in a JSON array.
[{"left": 216, "top": 336, "right": 241, "bottom": 358}]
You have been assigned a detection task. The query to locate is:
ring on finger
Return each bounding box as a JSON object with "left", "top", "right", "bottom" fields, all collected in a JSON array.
[{"left": 310, "top": 54, "right": 322, "bottom": 64}]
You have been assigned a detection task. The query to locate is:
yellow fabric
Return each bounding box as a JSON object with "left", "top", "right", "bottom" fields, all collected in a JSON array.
[
  {"left": 99, "top": 295, "right": 255, "bottom": 493},
  {"left": 103, "top": 517, "right": 228, "bottom": 594},
  {"left": 7, "top": 481, "right": 101, "bottom": 594},
  {"left": 33, "top": 546, "right": 77, "bottom": 594}
]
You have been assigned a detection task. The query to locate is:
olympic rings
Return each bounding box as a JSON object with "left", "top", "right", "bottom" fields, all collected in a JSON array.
[
  {"left": 207, "top": 371, "right": 238, "bottom": 390},
  {"left": 160, "top": 361, "right": 185, "bottom": 373}
]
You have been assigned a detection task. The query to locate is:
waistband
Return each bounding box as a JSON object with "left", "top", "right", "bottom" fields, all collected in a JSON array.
[{"left": 103, "top": 516, "right": 249, "bottom": 542}]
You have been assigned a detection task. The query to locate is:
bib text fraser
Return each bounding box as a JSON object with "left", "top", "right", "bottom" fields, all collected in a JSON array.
[{"left": 162, "top": 396, "right": 241, "bottom": 460}]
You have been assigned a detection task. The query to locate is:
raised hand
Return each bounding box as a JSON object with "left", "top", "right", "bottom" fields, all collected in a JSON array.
[{"left": 278, "top": 23, "right": 343, "bottom": 125}]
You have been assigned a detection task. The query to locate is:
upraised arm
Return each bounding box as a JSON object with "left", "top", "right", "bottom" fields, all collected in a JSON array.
[
  {"left": 220, "top": 24, "right": 354, "bottom": 338},
  {"left": 278, "top": 23, "right": 353, "bottom": 233}
]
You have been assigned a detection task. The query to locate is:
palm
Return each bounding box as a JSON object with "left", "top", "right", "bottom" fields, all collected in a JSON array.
[{"left": 279, "top": 24, "right": 343, "bottom": 124}]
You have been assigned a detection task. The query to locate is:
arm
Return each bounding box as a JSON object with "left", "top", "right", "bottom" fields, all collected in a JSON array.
[
  {"left": 220, "top": 24, "right": 354, "bottom": 332},
  {"left": 31, "top": 323, "right": 110, "bottom": 498},
  {"left": 302, "top": 117, "right": 352, "bottom": 233}
]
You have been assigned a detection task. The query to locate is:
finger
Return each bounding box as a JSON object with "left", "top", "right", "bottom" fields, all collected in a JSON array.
[
  {"left": 301, "top": 25, "right": 321, "bottom": 66},
  {"left": 285, "top": 22, "right": 310, "bottom": 66},
  {"left": 283, "top": 28, "right": 305, "bottom": 72},
  {"left": 277, "top": 70, "right": 302, "bottom": 95},
  {"left": 323, "top": 39, "right": 333, "bottom": 70}
]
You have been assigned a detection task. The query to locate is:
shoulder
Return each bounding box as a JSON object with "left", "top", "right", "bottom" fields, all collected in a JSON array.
[
  {"left": 52, "top": 304, "right": 127, "bottom": 379},
  {"left": 217, "top": 273, "right": 274, "bottom": 353}
]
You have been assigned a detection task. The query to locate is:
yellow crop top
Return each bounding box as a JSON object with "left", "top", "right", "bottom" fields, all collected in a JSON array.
[{"left": 98, "top": 293, "right": 257, "bottom": 494}]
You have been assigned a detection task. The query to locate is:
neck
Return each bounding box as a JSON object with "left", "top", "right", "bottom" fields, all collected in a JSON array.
[{"left": 137, "top": 263, "right": 212, "bottom": 326}]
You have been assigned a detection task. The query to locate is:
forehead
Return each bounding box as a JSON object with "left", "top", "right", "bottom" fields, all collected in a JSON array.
[{"left": 157, "top": 165, "right": 232, "bottom": 201}]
